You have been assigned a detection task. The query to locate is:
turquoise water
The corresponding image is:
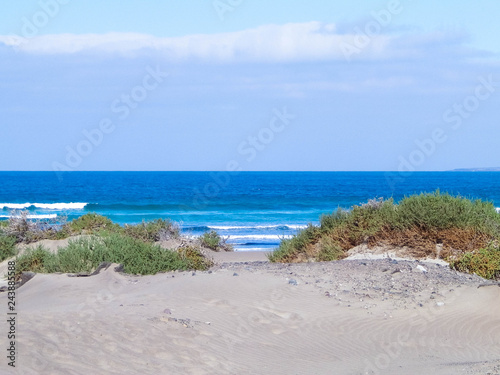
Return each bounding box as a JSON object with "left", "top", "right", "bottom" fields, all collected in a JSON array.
[{"left": 1, "top": 172, "right": 499, "bottom": 251}]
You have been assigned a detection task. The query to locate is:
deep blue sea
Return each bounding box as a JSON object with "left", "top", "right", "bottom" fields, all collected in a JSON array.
[{"left": 1, "top": 172, "right": 500, "bottom": 251}]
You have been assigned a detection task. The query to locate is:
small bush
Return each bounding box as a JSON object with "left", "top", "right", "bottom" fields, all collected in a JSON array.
[
  {"left": 200, "top": 230, "right": 233, "bottom": 252},
  {"left": 200, "top": 230, "right": 220, "bottom": 250},
  {"left": 450, "top": 246, "right": 500, "bottom": 280},
  {"left": 0, "top": 235, "right": 17, "bottom": 261},
  {"left": 178, "top": 246, "right": 213, "bottom": 269},
  {"left": 268, "top": 224, "right": 320, "bottom": 262},
  {"left": 15, "top": 245, "right": 53, "bottom": 277},
  {"left": 15, "top": 233, "right": 212, "bottom": 278},
  {"left": 395, "top": 191, "right": 500, "bottom": 233},
  {"left": 4, "top": 211, "right": 39, "bottom": 243},
  {"left": 269, "top": 191, "right": 500, "bottom": 271},
  {"left": 123, "top": 219, "right": 179, "bottom": 242},
  {"left": 317, "top": 237, "right": 344, "bottom": 262},
  {"left": 67, "top": 213, "right": 119, "bottom": 234}
]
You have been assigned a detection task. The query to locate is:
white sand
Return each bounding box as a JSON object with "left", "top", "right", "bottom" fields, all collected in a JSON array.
[{"left": 1, "top": 257, "right": 499, "bottom": 374}]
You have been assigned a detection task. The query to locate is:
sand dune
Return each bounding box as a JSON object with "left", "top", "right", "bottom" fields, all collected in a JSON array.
[{"left": 1, "top": 256, "right": 500, "bottom": 374}]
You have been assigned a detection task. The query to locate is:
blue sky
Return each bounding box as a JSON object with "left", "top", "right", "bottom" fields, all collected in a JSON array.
[{"left": 1, "top": 0, "right": 499, "bottom": 171}]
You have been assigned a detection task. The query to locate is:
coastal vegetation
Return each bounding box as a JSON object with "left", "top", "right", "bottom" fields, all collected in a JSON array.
[
  {"left": 269, "top": 191, "right": 500, "bottom": 280},
  {"left": 2, "top": 191, "right": 500, "bottom": 280},
  {"left": 14, "top": 235, "right": 209, "bottom": 278},
  {"left": 0, "top": 212, "right": 213, "bottom": 278},
  {"left": 200, "top": 230, "right": 234, "bottom": 252}
]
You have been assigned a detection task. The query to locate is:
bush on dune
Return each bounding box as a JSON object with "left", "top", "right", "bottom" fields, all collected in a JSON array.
[
  {"left": 3, "top": 212, "right": 183, "bottom": 244},
  {"left": 4, "top": 213, "right": 215, "bottom": 277},
  {"left": 269, "top": 191, "right": 500, "bottom": 279},
  {"left": 123, "top": 218, "right": 179, "bottom": 242},
  {"left": 200, "top": 230, "right": 233, "bottom": 252},
  {"left": 66, "top": 213, "right": 120, "bottom": 235},
  {"left": 15, "top": 245, "right": 53, "bottom": 275},
  {"left": 449, "top": 246, "right": 500, "bottom": 280},
  {"left": 15, "top": 233, "right": 212, "bottom": 279},
  {"left": 0, "top": 235, "right": 17, "bottom": 262}
]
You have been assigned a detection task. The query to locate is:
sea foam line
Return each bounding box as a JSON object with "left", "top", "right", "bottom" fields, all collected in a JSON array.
[
  {"left": 229, "top": 234, "right": 292, "bottom": 240},
  {"left": 207, "top": 225, "right": 308, "bottom": 230},
  {"left": 0, "top": 214, "right": 58, "bottom": 219},
  {"left": 0, "top": 203, "right": 87, "bottom": 210}
]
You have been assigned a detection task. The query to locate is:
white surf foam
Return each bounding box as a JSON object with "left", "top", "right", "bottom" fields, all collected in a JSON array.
[
  {"left": 229, "top": 234, "right": 292, "bottom": 241},
  {"left": 234, "top": 247, "right": 273, "bottom": 251},
  {"left": 0, "top": 214, "right": 57, "bottom": 219},
  {"left": 0, "top": 203, "right": 87, "bottom": 210},
  {"left": 207, "top": 224, "right": 308, "bottom": 230}
]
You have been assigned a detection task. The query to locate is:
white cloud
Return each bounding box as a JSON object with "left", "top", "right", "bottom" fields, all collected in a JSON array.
[
  {"left": 0, "top": 22, "right": 397, "bottom": 62},
  {"left": 0, "top": 22, "right": 481, "bottom": 64}
]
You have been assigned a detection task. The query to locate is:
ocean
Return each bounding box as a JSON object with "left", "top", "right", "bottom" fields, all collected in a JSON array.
[{"left": 1, "top": 171, "right": 500, "bottom": 251}]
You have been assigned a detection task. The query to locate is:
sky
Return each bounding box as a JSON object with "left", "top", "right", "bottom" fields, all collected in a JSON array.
[{"left": 1, "top": 0, "right": 499, "bottom": 172}]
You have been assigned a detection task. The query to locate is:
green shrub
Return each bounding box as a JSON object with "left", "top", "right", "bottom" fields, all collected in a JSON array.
[
  {"left": 269, "top": 191, "right": 500, "bottom": 270},
  {"left": 3, "top": 212, "right": 185, "bottom": 246},
  {"left": 99, "top": 234, "right": 194, "bottom": 274},
  {"left": 15, "top": 233, "right": 212, "bottom": 278},
  {"left": 200, "top": 230, "right": 220, "bottom": 250},
  {"left": 267, "top": 238, "right": 296, "bottom": 263},
  {"left": 268, "top": 224, "right": 320, "bottom": 262},
  {"left": 317, "top": 237, "right": 344, "bottom": 262},
  {"left": 178, "top": 246, "right": 214, "bottom": 270},
  {"left": 200, "top": 230, "right": 233, "bottom": 252},
  {"left": 123, "top": 219, "right": 179, "bottom": 242},
  {"left": 450, "top": 246, "right": 500, "bottom": 280},
  {"left": 395, "top": 191, "right": 500, "bottom": 233},
  {"left": 67, "top": 213, "right": 119, "bottom": 234},
  {"left": 44, "top": 236, "right": 108, "bottom": 273},
  {"left": 0, "top": 235, "right": 17, "bottom": 261},
  {"left": 15, "top": 245, "right": 53, "bottom": 277}
]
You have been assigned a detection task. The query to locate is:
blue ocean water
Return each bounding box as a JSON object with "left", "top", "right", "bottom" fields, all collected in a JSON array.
[{"left": 1, "top": 171, "right": 500, "bottom": 251}]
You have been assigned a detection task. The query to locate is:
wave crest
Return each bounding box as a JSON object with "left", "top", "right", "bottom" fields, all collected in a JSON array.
[{"left": 0, "top": 203, "right": 87, "bottom": 210}]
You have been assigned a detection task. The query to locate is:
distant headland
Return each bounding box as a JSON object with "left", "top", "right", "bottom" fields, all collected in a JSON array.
[{"left": 450, "top": 167, "right": 500, "bottom": 172}]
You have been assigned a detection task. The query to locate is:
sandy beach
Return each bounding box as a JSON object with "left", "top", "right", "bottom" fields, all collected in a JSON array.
[{"left": 1, "top": 251, "right": 499, "bottom": 375}]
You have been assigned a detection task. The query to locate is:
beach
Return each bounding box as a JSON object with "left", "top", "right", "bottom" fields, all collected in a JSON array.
[
  {"left": 2, "top": 251, "right": 500, "bottom": 375},
  {"left": 4, "top": 0, "right": 500, "bottom": 371}
]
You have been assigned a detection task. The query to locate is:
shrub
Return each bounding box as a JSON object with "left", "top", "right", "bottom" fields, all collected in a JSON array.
[
  {"left": 4, "top": 212, "right": 185, "bottom": 246},
  {"left": 67, "top": 213, "right": 119, "bottom": 234},
  {"left": 200, "top": 230, "right": 220, "bottom": 250},
  {"left": 395, "top": 191, "right": 500, "bottom": 233},
  {"left": 123, "top": 219, "right": 179, "bottom": 242},
  {"left": 3, "top": 211, "right": 39, "bottom": 243},
  {"left": 0, "top": 235, "right": 17, "bottom": 261},
  {"left": 269, "top": 191, "right": 500, "bottom": 270},
  {"left": 200, "top": 230, "right": 233, "bottom": 252},
  {"left": 15, "top": 245, "right": 53, "bottom": 277},
  {"left": 449, "top": 246, "right": 500, "bottom": 280},
  {"left": 178, "top": 246, "right": 214, "bottom": 270},
  {"left": 15, "top": 233, "right": 212, "bottom": 278},
  {"left": 317, "top": 237, "right": 344, "bottom": 262},
  {"left": 268, "top": 224, "right": 320, "bottom": 262}
]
